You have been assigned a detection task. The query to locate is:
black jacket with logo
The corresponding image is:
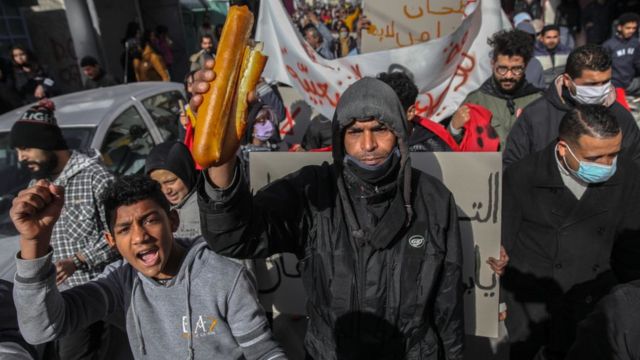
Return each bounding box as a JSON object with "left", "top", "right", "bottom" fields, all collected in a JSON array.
[
  {"left": 198, "top": 78, "right": 464, "bottom": 359},
  {"left": 502, "top": 144, "right": 640, "bottom": 359}
]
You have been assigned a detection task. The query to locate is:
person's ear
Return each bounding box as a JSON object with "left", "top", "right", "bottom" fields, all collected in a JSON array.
[
  {"left": 169, "top": 209, "right": 180, "bottom": 233},
  {"left": 104, "top": 231, "right": 116, "bottom": 249},
  {"left": 562, "top": 73, "right": 573, "bottom": 89},
  {"left": 406, "top": 105, "right": 416, "bottom": 122},
  {"left": 557, "top": 140, "right": 568, "bottom": 158}
]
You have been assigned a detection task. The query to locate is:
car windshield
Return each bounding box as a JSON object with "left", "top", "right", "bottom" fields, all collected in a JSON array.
[{"left": 0, "top": 127, "right": 95, "bottom": 237}]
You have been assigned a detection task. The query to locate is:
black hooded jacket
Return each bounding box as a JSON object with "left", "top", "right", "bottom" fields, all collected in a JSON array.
[
  {"left": 503, "top": 77, "right": 640, "bottom": 168},
  {"left": 198, "top": 78, "right": 464, "bottom": 359}
]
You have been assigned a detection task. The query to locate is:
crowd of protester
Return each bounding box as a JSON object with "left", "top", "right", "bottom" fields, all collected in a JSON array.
[{"left": 2, "top": 0, "right": 640, "bottom": 359}]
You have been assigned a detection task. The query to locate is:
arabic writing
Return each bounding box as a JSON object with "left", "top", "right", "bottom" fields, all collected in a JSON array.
[
  {"left": 459, "top": 172, "right": 500, "bottom": 224},
  {"left": 286, "top": 63, "right": 341, "bottom": 107},
  {"left": 366, "top": 0, "right": 467, "bottom": 49},
  {"left": 463, "top": 245, "right": 498, "bottom": 298}
]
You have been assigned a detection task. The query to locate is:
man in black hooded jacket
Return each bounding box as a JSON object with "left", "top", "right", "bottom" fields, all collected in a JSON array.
[{"left": 191, "top": 69, "right": 464, "bottom": 359}]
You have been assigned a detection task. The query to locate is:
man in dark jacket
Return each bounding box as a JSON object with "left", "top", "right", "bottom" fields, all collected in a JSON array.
[
  {"left": 80, "top": 56, "right": 119, "bottom": 90},
  {"left": 503, "top": 44, "right": 640, "bottom": 168},
  {"left": 534, "top": 25, "right": 572, "bottom": 87},
  {"left": 603, "top": 13, "right": 640, "bottom": 96},
  {"left": 194, "top": 76, "right": 464, "bottom": 359},
  {"left": 449, "top": 29, "right": 541, "bottom": 150},
  {"left": 565, "top": 280, "right": 640, "bottom": 360},
  {"left": 502, "top": 104, "right": 640, "bottom": 360}
]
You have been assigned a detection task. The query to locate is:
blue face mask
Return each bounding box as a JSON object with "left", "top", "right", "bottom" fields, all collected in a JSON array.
[{"left": 563, "top": 144, "right": 617, "bottom": 183}]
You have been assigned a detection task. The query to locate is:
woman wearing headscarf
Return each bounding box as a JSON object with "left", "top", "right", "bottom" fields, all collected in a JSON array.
[{"left": 145, "top": 141, "right": 200, "bottom": 239}]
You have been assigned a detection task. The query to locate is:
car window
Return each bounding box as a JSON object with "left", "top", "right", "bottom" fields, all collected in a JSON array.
[
  {"left": 100, "top": 106, "right": 155, "bottom": 176},
  {"left": 141, "top": 91, "right": 184, "bottom": 142}
]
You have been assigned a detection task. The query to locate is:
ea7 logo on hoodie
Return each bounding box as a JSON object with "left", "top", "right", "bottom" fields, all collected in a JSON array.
[{"left": 182, "top": 315, "right": 218, "bottom": 338}]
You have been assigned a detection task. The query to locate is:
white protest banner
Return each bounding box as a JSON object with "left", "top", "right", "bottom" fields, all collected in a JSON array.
[
  {"left": 361, "top": 0, "right": 464, "bottom": 52},
  {"left": 250, "top": 152, "right": 502, "bottom": 338},
  {"left": 256, "top": 0, "right": 509, "bottom": 123}
]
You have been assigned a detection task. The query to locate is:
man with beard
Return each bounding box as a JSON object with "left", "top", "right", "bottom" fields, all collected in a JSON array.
[
  {"left": 503, "top": 44, "right": 640, "bottom": 169},
  {"left": 191, "top": 66, "right": 465, "bottom": 359},
  {"left": 449, "top": 29, "right": 541, "bottom": 150},
  {"left": 9, "top": 99, "right": 118, "bottom": 360},
  {"left": 189, "top": 34, "right": 215, "bottom": 72}
]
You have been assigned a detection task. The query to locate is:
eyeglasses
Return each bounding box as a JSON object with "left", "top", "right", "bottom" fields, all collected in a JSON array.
[{"left": 495, "top": 65, "right": 525, "bottom": 76}]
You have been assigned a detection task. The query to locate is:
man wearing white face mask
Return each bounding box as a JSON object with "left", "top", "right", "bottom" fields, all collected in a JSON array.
[
  {"left": 501, "top": 104, "right": 640, "bottom": 360},
  {"left": 503, "top": 44, "right": 640, "bottom": 168}
]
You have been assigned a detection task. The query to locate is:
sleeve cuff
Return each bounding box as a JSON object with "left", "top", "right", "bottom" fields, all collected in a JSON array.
[
  {"left": 78, "top": 249, "right": 95, "bottom": 268},
  {"left": 202, "top": 161, "right": 241, "bottom": 203},
  {"left": 15, "top": 249, "right": 54, "bottom": 283},
  {"left": 448, "top": 122, "right": 463, "bottom": 136}
]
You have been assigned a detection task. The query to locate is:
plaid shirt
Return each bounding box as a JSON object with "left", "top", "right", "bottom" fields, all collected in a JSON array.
[{"left": 41, "top": 150, "right": 117, "bottom": 287}]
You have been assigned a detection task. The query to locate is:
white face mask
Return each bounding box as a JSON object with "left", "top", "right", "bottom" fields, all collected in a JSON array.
[{"left": 571, "top": 80, "right": 612, "bottom": 105}]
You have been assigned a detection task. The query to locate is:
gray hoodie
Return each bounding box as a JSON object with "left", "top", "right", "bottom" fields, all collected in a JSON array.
[{"left": 13, "top": 239, "right": 285, "bottom": 360}]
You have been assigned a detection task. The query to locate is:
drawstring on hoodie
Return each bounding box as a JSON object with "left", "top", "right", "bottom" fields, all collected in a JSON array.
[
  {"left": 130, "top": 265, "right": 194, "bottom": 359},
  {"left": 185, "top": 265, "right": 194, "bottom": 360},
  {"left": 131, "top": 277, "right": 147, "bottom": 355}
]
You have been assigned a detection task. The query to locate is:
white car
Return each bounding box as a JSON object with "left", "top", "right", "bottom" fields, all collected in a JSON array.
[{"left": 0, "top": 82, "right": 186, "bottom": 281}]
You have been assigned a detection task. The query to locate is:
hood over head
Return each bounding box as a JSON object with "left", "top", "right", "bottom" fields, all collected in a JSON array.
[
  {"left": 145, "top": 141, "right": 197, "bottom": 191},
  {"left": 331, "top": 77, "right": 410, "bottom": 164},
  {"left": 331, "top": 77, "right": 414, "bottom": 237}
]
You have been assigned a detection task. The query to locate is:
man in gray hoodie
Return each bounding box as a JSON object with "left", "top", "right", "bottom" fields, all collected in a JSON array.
[{"left": 10, "top": 175, "right": 285, "bottom": 360}]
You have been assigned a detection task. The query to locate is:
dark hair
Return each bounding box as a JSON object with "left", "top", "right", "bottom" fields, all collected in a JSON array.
[
  {"left": 200, "top": 34, "right": 214, "bottom": 43},
  {"left": 80, "top": 56, "right": 99, "bottom": 67},
  {"left": 102, "top": 175, "right": 171, "bottom": 233},
  {"left": 140, "top": 30, "right": 153, "bottom": 49},
  {"left": 559, "top": 104, "right": 620, "bottom": 144},
  {"left": 123, "top": 22, "right": 140, "bottom": 41},
  {"left": 155, "top": 25, "right": 168, "bottom": 36},
  {"left": 565, "top": 44, "right": 611, "bottom": 79},
  {"left": 540, "top": 24, "right": 560, "bottom": 36},
  {"left": 618, "top": 12, "right": 640, "bottom": 27},
  {"left": 302, "top": 24, "right": 320, "bottom": 39},
  {"left": 488, "top": 29, "right": 534, "bottom": 63},
  {"left": 377, "top": 71, "right": 418, "bottom": 112},
  {"left": 183, "top": 70, "right": 196, "bottom": 100},
  {"left": 10, "top": 45, "right": 38, "bottom": 68}
]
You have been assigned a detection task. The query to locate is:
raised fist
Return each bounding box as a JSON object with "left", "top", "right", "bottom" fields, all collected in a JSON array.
[{"left": 10, "top": 180, "right": 64, "bottom": 244}]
